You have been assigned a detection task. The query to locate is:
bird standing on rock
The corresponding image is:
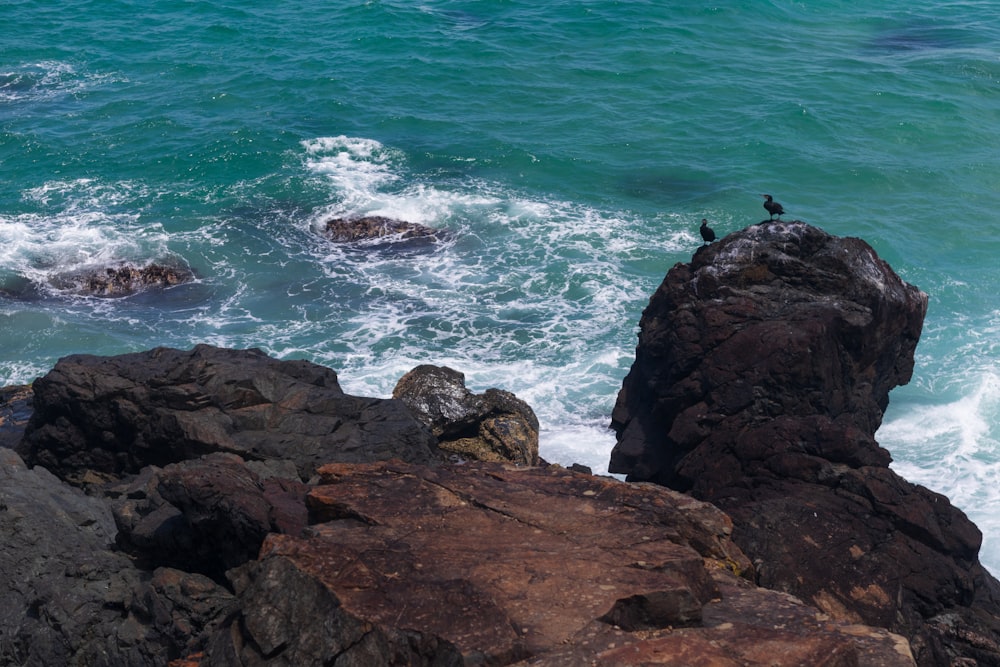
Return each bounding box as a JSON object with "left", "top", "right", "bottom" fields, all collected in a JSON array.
[
  {"left": 762, "top": 194, "right": 785, "bottom": 220},
  {"left": 699, "top": 218, "right": 716, "bottom": 244}
]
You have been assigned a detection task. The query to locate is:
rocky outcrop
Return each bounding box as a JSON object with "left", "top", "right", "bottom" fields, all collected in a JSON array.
[
  {"left": 393, "top": 364, "right": 540, "bottom": 465},
  {"left": 609, "top": 220, "right": 1000, "bottom": 665},
  {"left": 0, "top": 388, "right": 917, "bottom": 667},
  {"left": 4, "top": 215, "right": 999, "bottom": 666},
  {"left": 322, "top": 215, "right": 442, "bottom": 244},
  {"left": 16, "top": 344, "right": 440, "bottom": 483},
  {"left": 199, "top": 460, "right": 913, "bottom": 666}
]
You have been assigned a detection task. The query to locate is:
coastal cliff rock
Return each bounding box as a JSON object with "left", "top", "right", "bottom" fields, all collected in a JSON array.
[
  {"left": 609, "top": 220, "right": 1000, "bottom": 665},
  {"left": 16, "top": 344, "right": 440, "bottom": 483},
  {"left": 393, "top": 364, "right": 540, "bottom": 466},
  {"left": 0, "top": 338, "right": 917, "bottom": 666},
  {"left": 3, "top": 232, "right": 997, "bottom": 667}
]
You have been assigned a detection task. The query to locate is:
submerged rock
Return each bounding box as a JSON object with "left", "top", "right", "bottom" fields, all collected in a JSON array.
[
  {"left": 609, "top": 220, "right": 1000, "bottom": 665},
  {"left": 393, "top": 364, "right": 540, "bottom": 466}
]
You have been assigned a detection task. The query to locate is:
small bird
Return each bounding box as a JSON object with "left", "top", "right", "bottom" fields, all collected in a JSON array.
[
  {"left": 761, "top": 194, "right": 785, "bottom": 220},
  {"left": 699, "top": 218, "right": 716, "bottom": 243}
]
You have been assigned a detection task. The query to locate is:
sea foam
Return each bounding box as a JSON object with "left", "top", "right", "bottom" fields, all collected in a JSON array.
[
  {"left": 882, "top": 368, "right": 1000, "bottom": 572},
  {"left": 0, "top": 180, "right": 171, "bottom": 296}
]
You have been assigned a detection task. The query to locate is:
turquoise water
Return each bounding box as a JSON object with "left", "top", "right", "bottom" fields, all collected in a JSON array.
[{"left": 2, "top": 1, "right": 999, "bottom": 568}]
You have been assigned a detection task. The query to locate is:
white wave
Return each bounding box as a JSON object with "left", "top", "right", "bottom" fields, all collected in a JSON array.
[
  {"left": 301, "top": 136, "right": 406, "bottom": 211},
  {"left": 882, "top": 368, "right": 1000, "bottom": 573},
  {"left": 290, "top": 135, "right": 694, "bottom": 477},
  {"left": 0, "top": 60, "right": 122, "bottom": 103},
  {"left": 0, "top": 355, "right": 51, "bottom": 388},
  {"left": 303, "top": 146, "right": 501, "bottom": 231},
  {"left": 542, "top": 423, "right": 619, "bottom": 476}
]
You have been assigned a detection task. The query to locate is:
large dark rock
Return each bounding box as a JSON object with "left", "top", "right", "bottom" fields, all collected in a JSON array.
[
  {"left": 393, "top": 364, "right": 540, "bottom": 466},
  {"left": 609, "top": 220, "right": 1000, "bottom": 665},
  {"left": 17, "top": 344, "right": 440, "bottom": 483}
]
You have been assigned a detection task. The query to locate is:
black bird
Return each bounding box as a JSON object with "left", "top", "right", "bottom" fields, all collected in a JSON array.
[
  {"left": 699, "top": 218, "right": 716, "bottom": 243},
  {"left": 761, "top": 194, "right": 785, "bottom": 220}
]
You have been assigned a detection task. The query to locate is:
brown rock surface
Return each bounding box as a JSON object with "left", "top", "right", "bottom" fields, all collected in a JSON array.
[
  {"left": 608, "top": 220, "right": 1000, "bottom": 665},
  {"left": 202, "top": 460, "right": 914, "bottom": 666}
]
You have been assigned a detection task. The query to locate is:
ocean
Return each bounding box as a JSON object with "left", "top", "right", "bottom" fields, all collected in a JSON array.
[{"left": 2, "top": 0, "right": 999, "bottom": 570}]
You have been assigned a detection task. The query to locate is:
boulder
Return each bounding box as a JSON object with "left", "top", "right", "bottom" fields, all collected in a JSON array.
[
  {"left": 198, "top": 460, "right": 913, "bottom": 666},
  {"left": 322, "top": 215, "right": 441, "bottom": 244},
  {"left": 17, "top": 344, "right": 440, "bottom": 483},
  {"left": 608, "top": 220, "right": 1000, "bottom": 665},
  {"left": 111, "top": 453, "right": 310, "bottom": 582},
  {"left": 393, "top": 364, "right": 540, "bottom": 465}
]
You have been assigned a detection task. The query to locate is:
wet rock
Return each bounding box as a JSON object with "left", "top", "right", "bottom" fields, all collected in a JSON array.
[
  {"left": 608, "top": 220, "right": 1000, "bottom": 665},
  {"left": 393, "top": 364, "right": 539, "bottom": 465},
  {"left": 17, "top": 344, "right": 440, "bottom": 483},
  {"left": 49, "top": 261, "right": 195, "bottom": 297},
  {"left": 322, "top": 215, "right": 441, "bottom": 243}
]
